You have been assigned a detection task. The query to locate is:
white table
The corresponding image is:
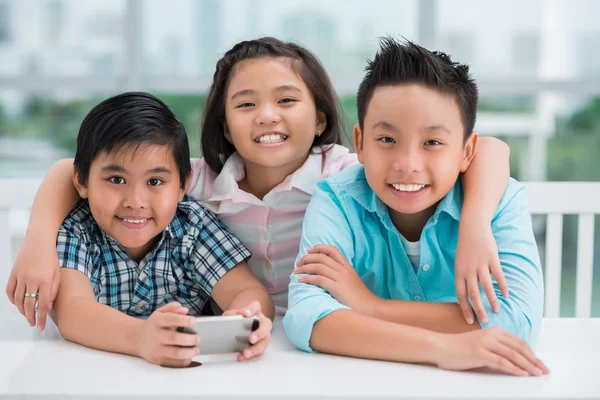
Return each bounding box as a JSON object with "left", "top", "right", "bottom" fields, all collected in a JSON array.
[{"left": 1, "top": 315, "right": 599, "bottom": 400}]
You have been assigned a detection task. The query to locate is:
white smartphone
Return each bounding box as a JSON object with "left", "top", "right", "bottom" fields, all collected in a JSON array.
[{"left": 177, "top": 315, "right": 260, "bottom": 354}]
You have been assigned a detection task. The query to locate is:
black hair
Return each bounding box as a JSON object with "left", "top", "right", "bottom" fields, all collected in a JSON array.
[
  {"left": 201, "top": 36, "right": 344, "bottom": 173},
  {"left": 74, "top": 92, "right": 191, "bottom": 188},
  {"left": 357, "top": 37, "right": 478, "bottom": 139}
]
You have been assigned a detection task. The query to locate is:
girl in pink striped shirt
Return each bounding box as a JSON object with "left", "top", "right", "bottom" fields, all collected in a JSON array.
[{"left": 8, "top": 37, "right": 512, "bottom": 326}]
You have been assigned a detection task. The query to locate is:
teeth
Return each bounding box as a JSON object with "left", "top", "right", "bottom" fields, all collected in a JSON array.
[
  {"left": 256, "top": 134, "right": 287, "bottom": 144},
  {"left": 123, "top": 219, "right": 147, "bottom": 224},
  {"left": 391, "top": 183, "right": 426, "bottom": 192}
]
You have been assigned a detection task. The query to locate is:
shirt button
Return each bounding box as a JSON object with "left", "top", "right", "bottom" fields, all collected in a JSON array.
[
  {"left": 137, "top": 302, "right": 145, "bottom": 308},
  {"left": 414, "top": 295, "right": 421, "bottom": 301},
  {"left": 422, "top": 264, "right": 430, "bottom": 271}
]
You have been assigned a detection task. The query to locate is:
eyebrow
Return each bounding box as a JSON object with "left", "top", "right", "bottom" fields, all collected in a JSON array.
[
  {"left": 230, "top": 85, "right": 302, "bottom": 101},
  {"left": 101, "top": 164, "right": 172, "bottom": 175},
  {"left": 230, "top": 89, "right": 255, "bottom": 101},
  {"left": 424, "top": 125, "right": 451, "bottom": 135},
  {"left": 371, "top": 121, "right": 452, "bottom": 135},
  {"left": 372, "top": 121, "right": 400, "bottom": 133},
  {"left": 274, "top": 85, "right": 302, "bottom": 94}
]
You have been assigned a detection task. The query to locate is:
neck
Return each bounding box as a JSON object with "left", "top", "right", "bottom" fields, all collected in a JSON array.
[
  {"left": 124, "top": 235, "right": 161, "bottom": 264},
  {"left": 389, "top": 203, "right": 438, "bottom": 242},
  {"left": 240, "top": 153, "right": 310, "bottom": 200}
]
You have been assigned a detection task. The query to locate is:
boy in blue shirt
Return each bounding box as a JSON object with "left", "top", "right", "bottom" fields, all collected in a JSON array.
[
  {"left": 51, "top": 92, "right": 273, "bottom": 367},
  {"left": 284, "top": 38, "right": 548, "bottom": 377}
]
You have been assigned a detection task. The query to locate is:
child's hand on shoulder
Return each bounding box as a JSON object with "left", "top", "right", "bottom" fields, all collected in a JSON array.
[
  {"left": 223, "top": 300, "right": 272, "bottom": 362},
  {"left": 455, "top": 220, "right": 509, "bottom": 325},
  {"left": 294, "top": 244, "right": 380, "bottom": 315},
  {"left": 135, "top": 302, "right": 200, "bottom": 368}
]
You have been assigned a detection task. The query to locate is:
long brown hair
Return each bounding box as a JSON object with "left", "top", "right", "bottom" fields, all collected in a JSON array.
[{"left": 201, "top": 37, "right": 344, "bottom": 173}]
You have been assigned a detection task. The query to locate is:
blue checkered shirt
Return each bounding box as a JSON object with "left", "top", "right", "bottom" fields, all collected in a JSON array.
[{"left": 56, "top": 198, "right": 251, "bottom": 316}]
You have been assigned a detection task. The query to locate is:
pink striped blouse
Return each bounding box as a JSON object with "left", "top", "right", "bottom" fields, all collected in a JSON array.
[{"left": 188, "top": 145, "right": 358, "bottom": 309}]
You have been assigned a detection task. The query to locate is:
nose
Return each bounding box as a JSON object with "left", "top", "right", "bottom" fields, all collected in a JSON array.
[
  {"left": 122, "top": 183, "right": 149, "bottom": 209},
  {"left": 391, "top": 147, "right": 424, "bottom": 174},
  {"left": 255, "top": 104, "right": 281, "bottom": 125}
]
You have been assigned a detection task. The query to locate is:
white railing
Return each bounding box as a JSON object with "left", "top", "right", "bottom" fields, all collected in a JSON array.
[
  {"left": 0, "top": 179, "right": 598, "bottom": 318},
  {"left": 525, "top": 182, "right": 600, "bottom": 318}
]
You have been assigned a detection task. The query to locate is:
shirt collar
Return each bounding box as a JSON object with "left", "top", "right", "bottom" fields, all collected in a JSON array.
[
  {"left": 208, "top": 149, "right": 327, "bottom": 203},
  {"left": 344, "top": 165, "right": 463, "bottom": 227},
  {"left": 164, "top": 197, "right": 203, "bottom": 240}
]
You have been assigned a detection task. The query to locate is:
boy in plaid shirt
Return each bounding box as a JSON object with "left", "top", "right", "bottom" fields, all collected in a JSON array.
[{"left": 51, "top": 92, "right": 273, "bottom": 367}]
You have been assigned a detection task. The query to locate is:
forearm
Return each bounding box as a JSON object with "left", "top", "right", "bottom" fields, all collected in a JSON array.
[
  {"left": 26, "top": 158, "right": 80, "bottom": 242},
  {"left": 461, "top": 137, "right": 510, "bottom": 222},
  {"left": 370, "top": 299, "right": 480, "bottom": 333},
  {"left": 310, "top": 309, "right": 441, "bottom": 364},
  {"left": 227, "top": 285, "right": 275, "bottom": 320},
  {"left": 51, "top": 297, "right": 143, "bottom": 357}
]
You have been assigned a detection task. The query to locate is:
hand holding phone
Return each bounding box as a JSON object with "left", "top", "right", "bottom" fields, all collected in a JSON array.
[
  {"left": 222, "top": 300, "right": 273, "bottom": 361},
  {"left": 177, "top": 315, "right": 259, "bottom": 354}
]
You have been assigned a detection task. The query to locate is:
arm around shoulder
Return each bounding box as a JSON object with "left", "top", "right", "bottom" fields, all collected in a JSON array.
[{"left": 480, "top": 183, "right": 544, "bottom": 345}]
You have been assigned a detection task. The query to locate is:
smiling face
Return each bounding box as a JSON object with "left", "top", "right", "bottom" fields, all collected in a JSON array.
[
  {"left": 74, "top": 144, "right": 187, "bottom": 262},
  {"left": 223, "top": 56, "right": 327, "bottom": 174},
  {"left": 355, "top": 84, "right": 478, "bottom": 223}
]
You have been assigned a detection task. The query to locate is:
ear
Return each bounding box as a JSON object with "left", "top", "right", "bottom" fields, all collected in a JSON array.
[
  {"left": 459, "top": 132, "right": 479, "bottom": 173},
  {"left": 72, "top": 168, "right": 89, "bottom": 199},
  {"left": 316, "top": 111, "right": 327, "bottom": 137},
  {"left": 223, "top": 122, "right": 233, "bottom": 144},
  {"left": 180, "top": 174, "right": 191, "bottom": 202},
  {"left": 353, "top": 123, "right": 365, "bottom": 164}
]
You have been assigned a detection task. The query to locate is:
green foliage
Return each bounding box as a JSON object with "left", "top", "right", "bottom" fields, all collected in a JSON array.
[
  {"left": 563, "top": 97, "right": 600, "bottom": 137},
  {"left": 0, "top": 103, "right": 5, "bottom": 136}
]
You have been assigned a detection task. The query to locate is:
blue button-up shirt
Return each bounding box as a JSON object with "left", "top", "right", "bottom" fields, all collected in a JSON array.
[{"left": 284, "top": 164, "right": 544, "bottom": 352}]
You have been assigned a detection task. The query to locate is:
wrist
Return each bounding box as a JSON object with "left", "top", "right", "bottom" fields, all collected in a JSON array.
[
  {"left": 461, "top": 202, "right": 494, "bottom": 224},
  {"left": 128, "top": 319, "right": 146, "bottom": 358},
  {"left": 422, "top": 331, "right": 448, "bottom": 366},
  {"left": 366, "top": 294, "right": 384, "bottom": 319},
  {"left": 24, "top": 227, "right": 57, "bottom": 248}
]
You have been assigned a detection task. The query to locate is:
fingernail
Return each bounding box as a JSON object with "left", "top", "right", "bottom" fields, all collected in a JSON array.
[
  {"left": 189, "top": 317, "right": 196, "bottom": 325},
  {"left": 520, "top": 370, "right": 529, "bottom": 377},
  {"left": 481, "top": 317, "right": 488, "bottom": 324},
  {"left": 37, "top": 325, "right": 43, "bottom": 332},
  {"left": 467, "top": 317, "right": 474, "bottom": 324},
  {"left": 250, "top": 335, "right": 257, "bottom": 343},
  {"left": 246, "top": 350, "right": 252, "bottom": 358}
]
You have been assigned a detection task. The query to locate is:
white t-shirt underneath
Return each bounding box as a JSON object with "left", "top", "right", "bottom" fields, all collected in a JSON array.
[{"left": 400, "top": 234, "right": 421, "bottom": 272}]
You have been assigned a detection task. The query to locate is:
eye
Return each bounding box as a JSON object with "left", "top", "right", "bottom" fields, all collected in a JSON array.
[
  {"left": 424, "top": 140, "right": 442, "bottom": 146},
  {"left": 237, "top": 102, "right": 254, "bottom": 108},
  {"left": 109, "top": 176, "right": 125, "bottom": 184},
  {"left": 278, "top": 98, "right": 296, "bottom": 104},
  {"left": 378, "top": 136, "right": 396, "bottom": 144},
  {"left": 148, "top": 178, "right": 163, "bottom": 187}
]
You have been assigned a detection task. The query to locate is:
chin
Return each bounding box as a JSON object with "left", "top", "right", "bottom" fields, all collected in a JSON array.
[
  {"left": 384, "top": 197, "right": 430, "bottom": 215},
  {"left": 112, "top": 234, "right": 151, "bottom": 248}
]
